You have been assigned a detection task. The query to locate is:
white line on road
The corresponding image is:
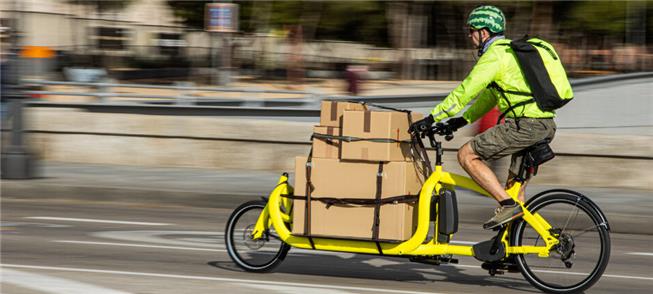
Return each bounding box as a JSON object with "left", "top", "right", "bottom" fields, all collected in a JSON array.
[
  {"left": 449, "top": 240, "right": 477, "bottom": 245},
  {"left": 53, "top": 239, "right": 355, "bottom": 258},
  {"left": 24, "top": 217, "right": 172, "bottom": 226},
  {"left": 625, "top": 252, "right": 653, "bottom": 257},
  {"left": 53, "top": 240, "right": 225, "bottom": 252},
  {"left": 239, "top": 283, "right": 356, "bottom": 294},
  {"left": 1, "top": 268, "right": 131, "bottom": 294},
  {"left": 0, "top": 264, "right": 441, "bottom": 294},
  {"left": 440, "top": 264, "right": 653, "bottom": 281}
]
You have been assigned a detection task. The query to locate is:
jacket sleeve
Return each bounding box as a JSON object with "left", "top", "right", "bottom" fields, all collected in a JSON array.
[
  {"left": 462, "top": 88, "right": 498, "bottom": 123},
  {"left": 430, "top": 49, "right": 501, "bottom": 122}
]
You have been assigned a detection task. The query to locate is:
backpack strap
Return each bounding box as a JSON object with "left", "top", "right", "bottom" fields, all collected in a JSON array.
[{"left": 488, "top": 82, "right": 534, "bottom": 125}]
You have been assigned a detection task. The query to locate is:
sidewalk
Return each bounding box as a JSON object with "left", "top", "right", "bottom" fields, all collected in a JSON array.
[{"left": 2, "top": 161, "right": 652, "bottom": 235}]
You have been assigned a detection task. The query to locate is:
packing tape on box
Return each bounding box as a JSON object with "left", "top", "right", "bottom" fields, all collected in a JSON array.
[
  {"left": 363, "top": 110, "right": 372, "bottom": 133},
  {"left": 330, "top": 101, "right": 338, "bottom": 121}
]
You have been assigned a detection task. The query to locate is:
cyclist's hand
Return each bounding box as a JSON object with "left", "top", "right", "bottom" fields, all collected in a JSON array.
[
  {"left": 444, "top": 117, "right": 468, "bottom": 132},
  {"left": 409, "top": 114, "right": 435, "bottom": 134}
]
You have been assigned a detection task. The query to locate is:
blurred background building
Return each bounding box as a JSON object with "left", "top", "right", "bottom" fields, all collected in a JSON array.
[{"left": 0, "top": 0, "right": 651, "bottom": 83}]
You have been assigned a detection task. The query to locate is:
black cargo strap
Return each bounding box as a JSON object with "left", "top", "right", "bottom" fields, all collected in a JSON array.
[
  {"left": 304, "top": 145, "right": 314, "bottom": 241},
  {"left": 372, "top": 163, "right": 384, "bottom": 241},
  {"left": 346, "top": 100, "right": 413, "bottom": 114},
  {"left": 280, "top": 194, "right": 419, "bottom": 207},
  {"left": 312, "top": 132, "right": 410, "bottom": 144},
  {"left": 375, "top": 241, "right": 384, "bottom": 255}
]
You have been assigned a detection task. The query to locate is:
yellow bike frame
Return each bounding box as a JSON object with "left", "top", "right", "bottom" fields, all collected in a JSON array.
[{"left": 252, "top": 164, "right": 559, "bottom": 258}]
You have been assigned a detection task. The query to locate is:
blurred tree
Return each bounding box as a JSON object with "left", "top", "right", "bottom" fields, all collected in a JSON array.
[
  {"left": 67, "top": 0, "right": 134, "bottom": 12},
  {"left": 564, "top": 1, "right": 628, "bottom": 36},
  {"left": 166, "top": 1, "right": 388, "bottom": 45}
]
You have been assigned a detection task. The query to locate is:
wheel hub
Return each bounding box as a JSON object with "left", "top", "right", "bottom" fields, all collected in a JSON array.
[
  {"left": 243, "top": 224, "right": 266, "bottom": 250},
  {"left": 554, "top": 231, "right": 575, "bottom": 268}
]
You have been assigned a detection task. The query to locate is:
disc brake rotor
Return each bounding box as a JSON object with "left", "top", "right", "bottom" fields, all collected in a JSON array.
[{"left": 554, "top": 231, "right": 576, "bottom": 268}]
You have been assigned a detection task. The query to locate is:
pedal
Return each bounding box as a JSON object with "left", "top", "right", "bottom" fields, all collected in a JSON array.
[
  {"left": 488, "top": 268, "right": 504, "bottom": 276},
  {"left": 491, "top": 224, "right": 506, "bottom": 232},
  {"left": 482, "top": 260, "right": 519, "bottom": 273}
]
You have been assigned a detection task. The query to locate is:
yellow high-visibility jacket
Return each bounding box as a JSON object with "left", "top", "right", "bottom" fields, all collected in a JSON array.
[{"left": 431, "top": 38, "right": 573, "bottom": 123}]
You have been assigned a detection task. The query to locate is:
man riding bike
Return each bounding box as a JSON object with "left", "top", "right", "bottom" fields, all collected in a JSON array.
[{"left": 410, "top": 5, "right": 573, "bottom": 230}]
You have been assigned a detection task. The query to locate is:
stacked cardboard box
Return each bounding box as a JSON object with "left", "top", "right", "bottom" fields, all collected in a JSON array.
[
  {"left": 292, "top": 100, "right": 425, "bottom": 242},
  {"left": 341, "top": 110, "right": 422, "bottom": 162}
]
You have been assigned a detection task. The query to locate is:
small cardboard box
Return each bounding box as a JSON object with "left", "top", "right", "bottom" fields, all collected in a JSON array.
[
  {"left": 312, "top": 126, "right": 341, "bottom": 159},
  {"left": 320, "top": 100, "right": 367, "bottom": 127},
  {"left": 341, "top": 110, "right": 423, "bottom": 162},
  {"left": 291, "top": 156, "right": 423, "bottom": 241}
]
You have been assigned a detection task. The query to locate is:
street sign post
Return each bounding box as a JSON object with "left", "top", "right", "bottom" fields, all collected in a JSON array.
[
  {"left": 205, "top": 3, "right": 239, "bottom": 33},
  {"left": 205, "top": 3, "right": 239, "bottom": 85}
]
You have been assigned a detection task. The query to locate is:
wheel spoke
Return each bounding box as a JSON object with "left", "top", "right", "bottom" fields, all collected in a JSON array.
[{"left": 513, "top": 193, "right": 610, "bottom": 293}]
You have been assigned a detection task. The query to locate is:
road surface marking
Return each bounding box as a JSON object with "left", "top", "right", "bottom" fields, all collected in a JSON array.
[
  {"left": 1, "top": 268, "right": 130, "bottom": 294},
  {"left": 625, "top": 252, "right": 653, "bottom": 257},
  {"left": 53, "top": 240, "right": 224, "bottom": 252},
  {"left": 436, "top": 264, "right": 653, "bottom": 281},
  {"left": 240, "top": 283, "right": 356, "bottom": 294},
  {"left": 52, "top": 239, "right": 355, "bottom": 258},
  {"left": 0, "top": 264, "right": 441, "bottom": 294},
  {"left": 25, "top": 217, "right": 172, "bottom": 226},
  {"left": 450, "top": 240, "right": 476, "bottom": 245},
  {"left": 91, "top": 230, "right": 356, "bottom": 258}
]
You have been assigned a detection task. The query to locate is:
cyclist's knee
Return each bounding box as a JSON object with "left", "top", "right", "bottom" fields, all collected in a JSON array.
[{"left": 457, "top": 143, "right": 477, "bottom": 167}]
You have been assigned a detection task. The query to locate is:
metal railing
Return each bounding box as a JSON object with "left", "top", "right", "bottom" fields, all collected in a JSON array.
[
  {"left": 22, "top": 79, "right": 325, "bottom": 108},
  {"left": 23, "top": 71, "right": 653, "bottom": 107}
]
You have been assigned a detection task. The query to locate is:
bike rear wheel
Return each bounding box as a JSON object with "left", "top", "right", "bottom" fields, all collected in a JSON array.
[
  {"left": 225, "top": 200, "right": 290, "bottom": 272},
  {"left": 511, "top": 192, "right": 610, "bottom": 294}
]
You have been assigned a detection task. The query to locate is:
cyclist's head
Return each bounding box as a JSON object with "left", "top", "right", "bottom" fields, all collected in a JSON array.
[
  {"left": 467, "top": 5, "right": 505, "bottom": 35},
  {"left": 466, "top": 5, "right": 505, "bottom": 52}
]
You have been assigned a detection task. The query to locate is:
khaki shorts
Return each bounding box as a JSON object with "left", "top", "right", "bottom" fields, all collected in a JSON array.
[{"left": 470, "top": 118, "right": 556, "bottom": 176}]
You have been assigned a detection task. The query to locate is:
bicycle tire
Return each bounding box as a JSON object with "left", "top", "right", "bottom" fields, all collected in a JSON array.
[
  {"left": 510, "top": 192, "right": 610, "bottom": 293},
  {"left": 225, "top": 200, "right": 290, "bottom": 272}
]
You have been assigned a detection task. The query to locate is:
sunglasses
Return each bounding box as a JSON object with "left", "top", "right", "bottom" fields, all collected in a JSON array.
[{"left": 467, "top": 27, "right": 480, "bottom": 34}]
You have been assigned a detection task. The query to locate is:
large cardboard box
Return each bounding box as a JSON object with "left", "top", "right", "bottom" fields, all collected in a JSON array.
[
  {"left": 292, "top": 156, "right": 423, "bottom": 241},
  {"left": 319, "top": 100, "right": 367, "bottom": 127},
  {"left": 292, "top": 199, "right": 417, "bottom": 241},
  {"left": 312, "top": 126, "right": 340, "bottom": 159},
  {"left": 341, "top": 110, "right": 423, "bottom": 162}
]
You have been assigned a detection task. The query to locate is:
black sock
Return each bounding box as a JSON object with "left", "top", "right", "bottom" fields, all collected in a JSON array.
[{"left": 500, "top": 199, "right": 516, "bottom": 206}]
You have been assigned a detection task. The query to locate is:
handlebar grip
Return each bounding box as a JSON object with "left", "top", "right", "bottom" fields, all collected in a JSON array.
[{"left": 445, "top": 134, "right": 454, "bottom": 141}]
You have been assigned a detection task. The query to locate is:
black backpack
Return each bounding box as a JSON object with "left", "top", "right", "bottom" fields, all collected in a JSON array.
[{"left": 492, "top": 36, "right": 572, "bottom": 120}]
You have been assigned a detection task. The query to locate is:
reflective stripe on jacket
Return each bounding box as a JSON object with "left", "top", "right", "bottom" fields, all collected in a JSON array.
[{"left": 430, "top": 38, "right": 573, "bottom": 123}]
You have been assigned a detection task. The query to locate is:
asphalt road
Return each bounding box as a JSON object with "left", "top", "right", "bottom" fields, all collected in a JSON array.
[{"left": 2, "top": 198, "right": 652, "bottom": 294}]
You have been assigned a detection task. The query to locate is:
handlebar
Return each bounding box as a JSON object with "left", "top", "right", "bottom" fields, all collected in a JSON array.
[
  {"left": 418, "top": 123, "right": 454, "bottom": 147},
  {"left": 409, "top": 123, "right": 453, "bottom": 167}
]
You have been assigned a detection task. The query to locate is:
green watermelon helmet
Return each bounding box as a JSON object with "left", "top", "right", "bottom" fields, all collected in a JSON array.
[{"left": 467, "top": 5, "right": 505, "bottom": 34}]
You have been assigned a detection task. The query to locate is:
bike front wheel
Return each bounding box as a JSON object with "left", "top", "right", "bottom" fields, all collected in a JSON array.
[
  {"left": 225, "top": 200, "right": 290, "bottom": 272},
  {"left": 511, "top": 192, "right": 610, "bottom": 294}
]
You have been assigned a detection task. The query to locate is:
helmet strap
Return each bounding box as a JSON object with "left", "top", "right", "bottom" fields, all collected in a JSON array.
[{"left": 476, "top": 30, "right": 488, "bottom": 56}]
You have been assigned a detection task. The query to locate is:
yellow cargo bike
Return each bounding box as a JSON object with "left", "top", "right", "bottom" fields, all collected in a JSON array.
[{"left": 225, "top": 122, "right": 610, "bottom": 294}]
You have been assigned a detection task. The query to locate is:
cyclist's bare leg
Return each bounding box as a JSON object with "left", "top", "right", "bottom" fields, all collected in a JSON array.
[
  {"left": 506, "top": 172, "right": 527, "bottom": 203},
  {"left": 458, "top": 142, "right": 511, "bottom": 202}
]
